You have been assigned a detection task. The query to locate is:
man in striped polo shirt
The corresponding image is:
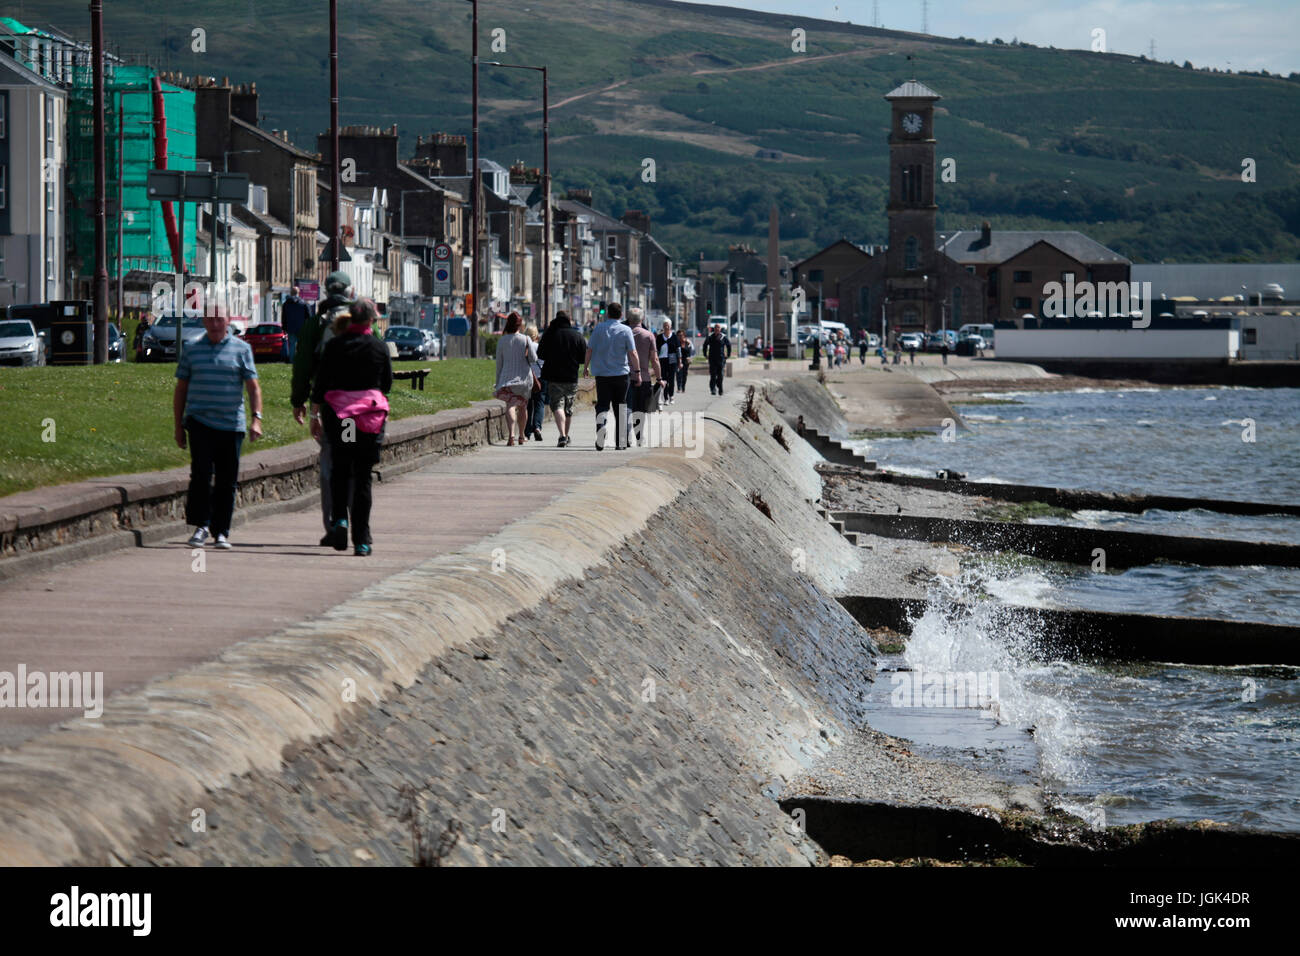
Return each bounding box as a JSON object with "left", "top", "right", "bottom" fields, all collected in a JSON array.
[{"left": 173, "top": 308, "right": 263, "bottom": 549}]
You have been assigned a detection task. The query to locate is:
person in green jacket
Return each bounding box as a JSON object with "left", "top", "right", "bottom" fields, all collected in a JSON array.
[{"left": 291, "top": 271, "right": 356, "bottom": 545}]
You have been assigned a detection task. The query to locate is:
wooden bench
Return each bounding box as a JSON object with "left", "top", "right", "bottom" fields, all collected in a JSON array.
[{"left": 392, "top": 367, "right": 432, "bottom": 390}]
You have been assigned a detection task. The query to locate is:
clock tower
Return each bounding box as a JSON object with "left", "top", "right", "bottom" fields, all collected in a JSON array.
[{"left": 882, "top": 80, "right": 941, "bottom": 331}]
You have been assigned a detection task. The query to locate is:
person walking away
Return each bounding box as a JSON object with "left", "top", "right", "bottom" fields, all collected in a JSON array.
[
  {"left": 537, "top": 311, "right": 586, "bottom": 447},
  {"left": 809, "top": 331, "right": 821, "bottom": 369},
  {"left": 583, "top": 302, "right": 639, "bottom": 450},
  {"left": 494, "top": 312, "right": 534, "bottom": 446},
  {"left": 624, "top": 307, "right": 662, "bottom": 447},
  {"left": 656, "top": 319, "right": 680, "bottom": 405},
  {"left": 291, "top": 271, "right": 356, "bottom": 545},
  {"left": 704, "top": 323, "right": 730, "bottom": 395},
  {"left": 859, "top": 336, "right": 868, "bottom": 364},
  {"left": 676, "top": 329, "right": 693, "bottom": 394},
  {"left": 525, "top": 323, "right": 545, "bottom": 441},
  {"left": 893, "top": 344, "right": 902, "bottom": 365},
  {"left": 133, "top": 315, "right": 150, "bottom": 361},
  {"left": 941, "top": 340, "right": 950, "bottom": 365},
  {"left": 280, "top": 285, "right": 311, "bottom": 361},
  {"left": 173, "top": 307, "right": 262, "bottom": 549},
  {"left": 309, "top": 298, "right": 392, "bottom": 557}
]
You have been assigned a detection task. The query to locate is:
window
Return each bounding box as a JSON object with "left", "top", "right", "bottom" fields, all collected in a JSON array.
[
  {"left": 904, "top": 236, "right": 919, "bottom": 270},
  {"left": 1013, "top": 270, "right": 1032, "bottom": 283},
  {"left": 45, "top": 98, "right": 55, "bottom": 150},
  {"left": 47, "top": 237, "right": 56, "bottom": 282},
  {"left": 606, "top": 235, "right": 617, "bottom": 260},
  {"left": 1244, "top": 328, "right": 1257, "bottom": 345},
  {"left": 1013, "top": 297, "right": 1032, "bottom": 310},
  {"left": 902, "top": 306, "right": 919, "bottom": 327},
  {"left": 900, "top": 164, "right": 924, "bottom": 204},
  {"left": 952, "top": 286, "right": 962, "bottom": 325}
]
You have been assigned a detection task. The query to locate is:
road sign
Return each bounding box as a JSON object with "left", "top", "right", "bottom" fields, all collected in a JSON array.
[
  {"left": 433, "top": 242, "right": 452, "bottom": 262},
  {"left": 433, "top": 264, "right": 452, "bottom": 296}
]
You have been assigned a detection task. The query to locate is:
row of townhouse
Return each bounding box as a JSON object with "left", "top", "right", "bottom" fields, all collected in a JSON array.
[{"left": 0, "top": 17, "right": 678, "bottom": 336}]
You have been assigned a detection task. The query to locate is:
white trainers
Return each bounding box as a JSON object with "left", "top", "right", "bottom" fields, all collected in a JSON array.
[
  {"left": 187, "top": 527, "right": 210, "bottom": 547},
  {"left": 214, "top": 534, "right": 232, "bottom": 550}
]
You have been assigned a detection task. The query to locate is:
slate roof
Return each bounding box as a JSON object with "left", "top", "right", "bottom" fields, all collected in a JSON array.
[
  {"left": 885, "top": 80, "right": 940, "bottom": 100},
  {"left": 938, "top": 229, "right": 1129, "bottom": 265}
]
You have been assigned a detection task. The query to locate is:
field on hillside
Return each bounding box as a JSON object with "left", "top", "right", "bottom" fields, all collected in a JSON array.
[{"left": 35, "top": 0, "right": 1300, "bottom": 262}]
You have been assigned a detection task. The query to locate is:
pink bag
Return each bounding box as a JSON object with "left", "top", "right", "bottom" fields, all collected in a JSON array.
[{"left": 323, "top": 388, "right": 389, "bottom": 434}]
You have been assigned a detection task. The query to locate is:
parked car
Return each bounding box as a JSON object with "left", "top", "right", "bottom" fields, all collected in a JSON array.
[
  {"left": 898, "top": 332, "right": 924, "bottom": 351},
  {"left": 384, "top": 325, "right": 430, "bottom": 360},
  {"left": 140, "top": 315, "right": 206, "bottom": 362},
  {"left": 958, "top": 333, "right": 986, "bottom": 350},
  {"left": 243, "top": 323, "right": 290, "bottom": 362},
  {"left": 0, "top": 318, "right": 45, "bottom": 366},
  {"left": 867, "top": 333, "right": 881, "bottom": 349},
  {"left": 924, "top": 330, "right": 957, "bottom": 352}
]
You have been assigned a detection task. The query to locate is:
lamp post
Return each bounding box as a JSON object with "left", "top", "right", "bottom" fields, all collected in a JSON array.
[{"left": 483, "top": 60, "right": 550, "bottom": 328}]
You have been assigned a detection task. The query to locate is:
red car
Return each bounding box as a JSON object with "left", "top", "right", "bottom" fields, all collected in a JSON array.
[{"left": 243, "top": 323, "right": 290, "bottom": 362}]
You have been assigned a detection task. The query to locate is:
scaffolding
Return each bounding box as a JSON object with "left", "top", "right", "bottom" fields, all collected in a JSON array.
[{"left": 1, "top": 17, "right": 197, "bottom": 303}]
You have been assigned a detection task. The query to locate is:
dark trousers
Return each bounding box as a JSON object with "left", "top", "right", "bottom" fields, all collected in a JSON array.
[
  {"left": 594, "top": 374, "right": 629, "bottom": 449},
  {"left": 662, "top": 361, "right": 676, "bottom": 399},
  {"left": 527, "top": 382, "right": 547, "bottom": 434},
  {"left": 185, "top": 417, "right": 244, "bottom": 537},
  {"left": 625, "top": 380, "right": 651, "bottom": 444},
  {"left": 327, "top": 426, "right": 379, "bottom": 547},
  {"left": 709, "top": 362, "right": 725, "bottom": 394},
  {"left": 676, "top": 363, "right": 689, "bottom": 392}
]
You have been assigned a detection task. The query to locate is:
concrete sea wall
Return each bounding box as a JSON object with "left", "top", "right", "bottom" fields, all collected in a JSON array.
[{"left": 0, "top": 382, "right": 881, "bottom": 865}]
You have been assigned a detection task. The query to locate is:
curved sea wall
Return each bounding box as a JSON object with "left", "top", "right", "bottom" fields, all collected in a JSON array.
[{"left": 0, "top": 382, "right": 881, "bottom": 866}]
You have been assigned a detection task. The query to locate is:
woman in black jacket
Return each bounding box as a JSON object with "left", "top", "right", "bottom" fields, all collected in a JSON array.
[
  {"left": 310, "top": 298, "right": 393, "bottom": 556},
  {"left": 655, "top": 319, "right": 681, "bottom": 405}
]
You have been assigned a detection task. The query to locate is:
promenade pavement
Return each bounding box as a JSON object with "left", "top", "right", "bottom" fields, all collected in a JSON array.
[{"left": 0, "top": 358, "right": 801, "bottom": 746}]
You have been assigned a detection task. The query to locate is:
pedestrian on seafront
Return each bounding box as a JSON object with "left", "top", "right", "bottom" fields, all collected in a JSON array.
[
  {"left": 280, "top": 285, "right": 311, "bottom": 360},
  {"left": 657, "top": 318, "right": 680, "bottom": 405},
  {"left": 537, "top": 310, "right": 587, "bottom": 447},
  {"left": 676, "top": 329, "right": 693, "bottom": 394},
  {"left": 704, "top": 322, "right": 730, "bottom": 395},
  {"left": 525, "top": 323, "right": 545, "bottom": 441},
  {"left": 623, "top": 307, "right": 662, "bottom": 447},
  {"left": 310, "top": 298, "right": 392, "bottom": 557},
  {"left": 174, "top": 307, "right": 262, "bottom": 550},
  {"left": 291, "top": 270, "right": 356, "bottom": 546},
  {"left": 941, "top": 340, "right": 950, "bottom": 365},
  {"left": 859, "top": 336, "right": 868, "bottom": 364},
  {"left": 583, "top": 302, "right": 640, "bottom": 451},
  {"left": 494, "top": 312, "right": 535, "bottom": 446}
]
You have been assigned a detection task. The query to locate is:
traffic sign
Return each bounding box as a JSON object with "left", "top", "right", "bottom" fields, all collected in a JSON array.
[
  {"left": 433, "top": 264, "right": 452, "bottom": 296},
  {"left": 433, "top": 242, "right": 452, "bottom": 261}
]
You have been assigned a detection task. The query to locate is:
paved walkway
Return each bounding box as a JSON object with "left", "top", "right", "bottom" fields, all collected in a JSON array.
[{"left": 0, "top": 360, "right": 800, "bottom": 745}]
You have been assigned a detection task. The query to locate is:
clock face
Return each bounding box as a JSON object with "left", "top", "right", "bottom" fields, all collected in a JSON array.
[{"left": 902, "top": 112, "right": 923, "bottom": 134}]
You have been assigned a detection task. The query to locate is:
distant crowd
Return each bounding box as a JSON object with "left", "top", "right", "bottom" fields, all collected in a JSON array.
[{"left": 170, "top": 273, "right": 738, "bottom": 558}]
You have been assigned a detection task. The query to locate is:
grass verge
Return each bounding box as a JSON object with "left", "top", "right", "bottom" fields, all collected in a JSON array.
[{"left": 0, "top": 358, "right": 496, "bottom": 497}]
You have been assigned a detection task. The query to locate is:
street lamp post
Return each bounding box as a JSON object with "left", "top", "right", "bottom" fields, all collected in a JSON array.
[{"left": 484, "top": 60, "right": 550, "bottom": 328}]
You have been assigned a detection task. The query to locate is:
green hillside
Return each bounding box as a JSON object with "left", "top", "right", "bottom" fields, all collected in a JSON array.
[{"left": 32, "top": 0, "right": 1300, "bottom": 262}]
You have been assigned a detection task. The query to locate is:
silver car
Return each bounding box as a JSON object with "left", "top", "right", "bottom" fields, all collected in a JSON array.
[
  {"left": 141, "top": 314, "right": 207, "bottom": 362},
  {"left": 0, "top": 319, "right": 45, "bottom": 366}
]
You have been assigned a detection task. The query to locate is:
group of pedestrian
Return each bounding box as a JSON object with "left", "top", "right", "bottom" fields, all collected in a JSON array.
[{"left": 176, "top": 270, "right": 393, "bottom": 558}]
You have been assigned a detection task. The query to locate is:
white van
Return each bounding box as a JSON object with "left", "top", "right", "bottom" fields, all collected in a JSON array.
[{"left": 958, "top": 323, "right": 995, "bottom": 345}]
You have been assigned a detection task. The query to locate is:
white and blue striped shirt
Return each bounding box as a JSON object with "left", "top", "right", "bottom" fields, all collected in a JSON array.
[{"left": 176, "top": 333, "right": 258, "bottom": 432}]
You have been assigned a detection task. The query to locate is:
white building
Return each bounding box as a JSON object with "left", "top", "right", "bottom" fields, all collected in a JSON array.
[{"left": 0, "top": 52, "right": 66, "bottom": 305}]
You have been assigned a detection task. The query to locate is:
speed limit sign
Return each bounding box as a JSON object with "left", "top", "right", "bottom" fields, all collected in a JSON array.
[{"left": 433, "top": 242, "right": 452, "bottom": 262}]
